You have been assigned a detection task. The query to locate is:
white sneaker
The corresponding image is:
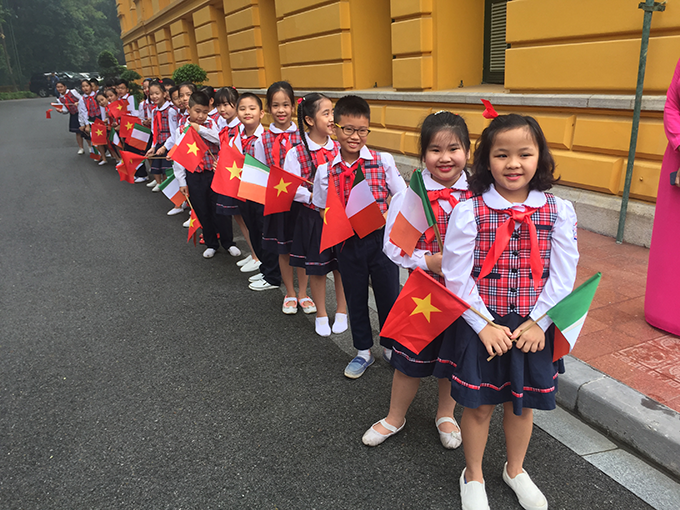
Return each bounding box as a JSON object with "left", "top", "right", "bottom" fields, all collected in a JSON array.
[
  {"left": 315, "top": 317, "right": 332, "bottom": 337},
  {"left": 152, "top": 184, "right": 161, "bottom": 192},
  {"left": 249, "top": 279, "right": 279, "bottom": 291},
  {"left": 332, "top": 313, "right": 348, "bottom": 334},
  {"left": 167, "top": 207, "right": 184, "bottom": 216},
  {"left": 98, "top": 160, "right": 107, "bottom": 166},
  {"left": 248, "top": 273, "right": 265, "bottom": 283},
  {"left": 77, "top": 148, "right": 85, "bottom": 155},
  {"left": 460, "top": 469, "right": 490, "bottom": 510},
  {"left": 146, "top": 180, "right": 157, "bottom": 188},
  {"left": 236, "top": 254, "right": 253, "bottom": 267},
  {"left": 228, "top": 246, "right": 242, "bottom": 257},
  {"left": 134, "top": 176, "right": 148, "bottom": 183},
  {"left": 203, "top": 248, "right": 216, "bottom": 259},
  {"left": 240, "top": 258, "right": 262, "bottom": 273},
  {"left": 502, "top": 463, "right": 548, "bottom": 510},
  {"left": 183, "top": 218, "right": 191, "bottom": 228}
]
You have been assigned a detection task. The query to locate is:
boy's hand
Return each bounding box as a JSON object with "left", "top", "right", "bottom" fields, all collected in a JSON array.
[
  {"left": 424, "top": 253, "right": 443, "bottom": 276},
  {"left": 512, "top": 320, "right": 545, "bottom": 353},
  {"left": 156, "top": 146, "right": 166, "bottom": 156},
  {"left": 190, "top": 122, "right": 201, "bottom": 132},
  {"left": 478, "top": 324, "right": 513, "bottom": 357},
  {"left": 180, "top": 186, "right": 189, "bottom": 197}
]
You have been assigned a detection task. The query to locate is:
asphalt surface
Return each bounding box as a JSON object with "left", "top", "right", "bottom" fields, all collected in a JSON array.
[{"left": 0, "top": 98, "right": 654, "bottom": 509}]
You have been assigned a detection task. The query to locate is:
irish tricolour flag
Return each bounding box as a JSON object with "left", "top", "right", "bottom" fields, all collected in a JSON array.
[
  {"left": 237, "top": 154, "right": 269, "bottom": 204},
  {"left": 389, "top": 169, "right": 436, "bottom": 256},
  {"left": 547, "top": 272, "right": 602, "bottom": 362},
  {"left": 158, "top": 171, "right": 185, "bottom": 207},
  {"left": 127, "top": 123, "right": 152, "bottom": 151},
  {"left": 346, "top": 166, "right": 386, "bottom": 238}
]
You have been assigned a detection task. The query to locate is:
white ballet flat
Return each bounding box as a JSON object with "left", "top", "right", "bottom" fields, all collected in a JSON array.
[
  {"left": 435, "top": 416, "right": 462, "bottom": 449},
  {"left": 361, "top": 418, "right": 405, "bottom": 447}
]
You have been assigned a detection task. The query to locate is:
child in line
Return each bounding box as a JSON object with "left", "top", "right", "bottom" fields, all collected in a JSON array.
[
  {"left": 176, "top": 82, "right": 197, "bottom": 223},
  {"left": 441, "top": 114, "right": 579, "bottom": 510},
  {"left": 78, "top": 79, "right": 102, "bottom": 163},
  {"left": 55, "top": 81, "right": 86, "bottom": 154},
  {"left": 115, "top": 78, "right": 149, "bottom": 182},
  {"left": 92, "top": 90, "right": 118, "bottom": 166},
  {"left": 201, "top": 86, "right": 220, "bottom": 124},
  {"left": 312, "top": 95, "right": 406, "bottom": 379},
  {"left": 172, "top": 91, "right": 236, "bottom": 259},
  {"left": 285, "top": 93, "right": 348, "bottom": 333},
  {"left": 254, "top": 82, "right": 307, "bottom": 301},
  {"left": 166, "top": 85, "right": 188, "bottom": 217},
  {"left": 363, "top": 111, "right": 471, "bottom": 448},
  {"left": 145, "top": 80, "right": 174, "bottom": 191},
  {"left": 139, "top": 78, "right": 155, "bottom": 127}
]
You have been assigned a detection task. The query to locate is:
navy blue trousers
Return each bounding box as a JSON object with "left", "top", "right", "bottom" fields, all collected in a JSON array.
[
  {"left": 185, "top": 170, "right": 234, "bottom": 251},
  {"left": 241, "top": 200, "right": 281, "bottom": 286}
]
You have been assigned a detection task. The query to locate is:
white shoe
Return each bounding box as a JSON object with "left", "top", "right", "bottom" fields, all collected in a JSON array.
[
  {"left": 361, "top": 418, "right": 406, "bottom": 447},
  {"left": 315, "top": 317, "right": 331, "bottom": 337},
  {"left": 203, "top": 248, "right": 216, "bottom": 259},
  {"left": 249, "top": 279, "right": 279, "bottom": 291},
  {"left": 236, "top": 254, "right": 252, "bottom": 267},
  {"left": 77, "top": 148, "right": 85, "bottom": 155},
  {"left": 248, "top": 272, "right": 264, "bottom": 283},
  {"left": 167, "top": 207, "right": 184, "bottom": 216},
  {"left": 152, "top": 184, "right": 161, "bottom": 192},
  {"left": 502, "top": 463, "right": 548, "bottom": 510},
  {"left": 183, "top": 218, "right": 191, "bottom": 228},
  {"left": 332, "top": 313, "right": 348, "bottom": 334},
  {"left": 98, "top": 160, "right": 107, "bottom": 166},
  {"left": 435, "top": 416, "right": 462, "bottom": 449},
  {"left": 134, "top": 176, "right": 148, "bottom": 183},
  {"left": 227, "top": 246, "right": 242, "bottom": 257},
  {"left": 240, "top": 258, "right": 261, "bottom": 273},
  {"left": 460, "top": 468, "right": 490, "bottom": 510},
  {"left": 146, "top": 180, "right": 156, "bottom": 188}
]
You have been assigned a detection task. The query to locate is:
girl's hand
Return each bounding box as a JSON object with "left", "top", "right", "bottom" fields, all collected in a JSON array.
[
  {"left": 180, "top": 186, "right": 189, "bottom": 197},
  {"left": 424, "top": 253, "right": 443, "bottom": 276},
  {"left": 512, "top": 320, "right": 545, "bottom": 353},
  {"left": 85, "top": 125, "right": 91, "bottom": 134},
  {"left": 142, "top": 118, "right": 151, "bottom": 127},
  {"left": 156, "top": 146, "right": 166, "bottom": 156},
  {"left": 145, "top": 147, "right": 155, "bottom": 158},
  {"left": 478, "top": 324, "right": 513, "bottom": 357}
]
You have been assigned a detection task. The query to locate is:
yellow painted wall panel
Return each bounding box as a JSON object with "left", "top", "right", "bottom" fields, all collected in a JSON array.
[
  {"left": 404, "top": 131, "right": 420, "bottom": 156},
  {"left": 226, "top": 6, "right": 260, "bottom": 33},
  {"left": 227, "top": 26, "right": 262, "bottom": 51},
  {"left": 349, "top": 0, "right": 392, "bottom": 89},
  {"left": 232, "top": 68, "right": 267, "bottom": 88},
  {"left": 391, "top": 0, "right": 432, "bottom": 18},
  {"left": 370, "top": 105, "right": 386, "bottom": 127},
  {"left": 259, "top": 0, "right": 282, "bottom": 83},
  {"left": 277, "top": 2, "right": 350, "bottom": 42},
  {"left": 199, "top": 55, "right": 222, "bottom": 73},
  {"left": 170, "top": 19, "right": 188, "bottom": 37},
  {"left": 157, "top": 52, "right": 171, "bottom": 65},
  {"left": 279, "top": 33, "right": 351, "bottom": 65},
  {"left": 507, "top": 0, "right": 680, "bottom": 45},
  {"left": 529, "top": 114, "right": 576, "bottom": 150},
  {"left": 281, "top": 62, "right": 353, "bottom": 89},
  {"left": 224, "top": 0, "right": 254, "bottom": 16},
  {"left": 553, "top": 150, "right": 623, "bottom": 194},
  {"left": 172, "top": 33, "right": 191, "bottom": 49},
  {"left": 197, "top": 39, "right": 221, "bottom": 58},
  {"left": 276, "top": 0, "right": 333, "bottom": 18},
  {"left": 174, "top": 47, "right": 193, "bottom": 63},
  {"left": 368, "top": 128, "right": 405, "bottom": 154},
  {"left": 457, "top": 109, "right": 490, "bottom": 138},
  {"left": 140, "top": 56, "right": 152, "bottom": 68},
  {"left": 384, "top": 105, "right": 431, "bottom": 130},
  {"left": 393, "top": 56, "right": 432, "bottom": 90},
  {"left": 230, "top": 48, "right": 265, "bottom": 70},
  {"left": 154, "top": 29, "right": 169, "bottom": 43},
  {"left": 138, "top": 45, "right": 150, "bottom": 58},
  {"left": 192, "top": 6, "right": 216, "bottom": 28},
  {"left": 155, "top": 40, "right": 172, "bottom": 54},
  {"left": 505, "top": 35, "right": 680, "bottom": 94},
  {"left": 205, "top": 71, "right": 221, "bottom": 85},
  {"left": 619, "top": 159, "right": 661, "bottom": 200},
  {"left": 194, "top": 23, "right": 216, "bottom": 43},
  {"left": 159, "top": 64, "right": 173, "bottom": 76},
  {"left": 572, "top": 117, "right": 666, "bottom": 159},
  {"left": 392, "top": 17, "right": 432, "bottom": 55}
]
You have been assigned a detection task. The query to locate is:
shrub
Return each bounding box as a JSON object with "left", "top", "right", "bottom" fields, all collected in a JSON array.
[
  {"left": 172, "top": 64, "right": 207, "bottom": 86},
  {"left": 0, "top": 91, "right": 38, "bottom": 100}
]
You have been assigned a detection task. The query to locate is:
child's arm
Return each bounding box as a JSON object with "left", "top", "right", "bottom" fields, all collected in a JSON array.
[
  {"left": 312, "top": 162, "right": 329, "bottom": 212},
  {"left": 165, "top": 110, "right": 178, "bottom": 152},
  {"left": 195, "top": 123, "right": 219, "bottom": 145},
  {"left": 77, "top": 98, "right": 88, "bottom": 128},
  {"left": 253, "top": 137, "right": 266, "bottom": 165}
]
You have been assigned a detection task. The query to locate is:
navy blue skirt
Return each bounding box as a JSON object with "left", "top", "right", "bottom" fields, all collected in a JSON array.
[
  {"left": 68, "top": 113, "right": 81, "bottom": 133},
  {"left": 150, "top": 143, "right": 172, "bottom": 174},
  {"left": 262, "top": 202, "right": 300, "bottom": 255},
  {"left": 289, "top": 204, "right": 338, "bottom": 275},
  {"left": 440, "top": 312, "right": 564, "bottom": 416},
  {"left": 390, "top": 326, "right": 454, "bottom": 379},
  {"left": 216, "top": 194, "right": 243, "bottom": 216}
]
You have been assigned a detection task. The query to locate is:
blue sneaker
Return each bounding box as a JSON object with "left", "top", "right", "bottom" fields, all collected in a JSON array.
[{"left": 344, "top": 355, "right": 375, "bottom": 379}]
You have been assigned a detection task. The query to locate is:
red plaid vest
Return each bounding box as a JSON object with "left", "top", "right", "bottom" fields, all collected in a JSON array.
[
  {"left": 471, "top": 193, "right": 558, "bottom": 316},
  {"left": 210, "top": 111, "right": 221, "bottom": 123},
  {"left": 61, "top": 91, "right": 79, "bottom": 115},
  {"left": 84, "top": 94, "right": 100, "bottom": 120},
  {"left": 153, "top": 107, "right": 172, "bottom": 146},
  {"left": 141, "top": 99, "right": 156, "bottom": 119},
  {"left": 241, "top": 133, "right": 258, "bottom": 156},
  {"left": 261, "top": 130, "right": 302, "bottom": 168},
  {"left": 329, "top": 150, "right": 389, "bottom": 213},
  {"left": 294, "top": 140, "right": 340, "bottom": 210},
  {"left": 219, "top": 123, "right": 241, "bottom": 147}
]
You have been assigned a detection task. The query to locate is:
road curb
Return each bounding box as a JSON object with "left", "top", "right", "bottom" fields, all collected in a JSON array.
[{"left": 558, "top": 356, "right": 680, "bottom": 479}]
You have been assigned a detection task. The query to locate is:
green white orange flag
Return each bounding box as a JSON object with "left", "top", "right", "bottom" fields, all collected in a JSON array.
[
  {"left": 320, "top": 180, "right": 355, "bottom": 252},
  {"left": 158, "top": 172, "right": 185, "bottom": 207},
  {"left": 264, "top": 165, "right": 306, "bottom": 216},
  {"left": 389, "top": 169, "right": 437, "bottom": 256},
  {"left": 380, "top": 268, "right": 470, "bottom": 355},
  {"left": 127, "top": 123, "right": 152, "bottom": 151},
  {"left": 91, "top": 119, "right": 108, "bottom": 146},
  {"left": 547, "top": 272, "right": 602, "bottom": 362},
  {"left": 187, "top": 208, "right": 201, "bottom": 245},
  {"left": 211, "top": 143, "right": 244, "bottom": 199},
  {"left": 238, "top": 154, "right": 269, "bottom": 204},
  {"left": 346, "top": 166, "right": 386, "bottom": 238}
]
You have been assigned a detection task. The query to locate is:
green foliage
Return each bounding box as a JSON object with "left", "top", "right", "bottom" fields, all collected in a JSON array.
[
  {"left": 120, "top": 69, "right": 144, "bottom": 102},
  {"left": 172, "top": 64, "right": 207, "bottom": 86},
  {"left": 0, "top": 91, "right": 38, "bottom": 100},
  {"left": 97, "top": 50, "right": 125, "bottom": 81}
]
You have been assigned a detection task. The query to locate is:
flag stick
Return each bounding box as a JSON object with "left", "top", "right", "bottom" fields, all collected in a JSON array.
[
  {"left": 184, "top": 195, "right": 195, "bottom": 211},
  {"left": 432, "top": 222, "right": 444, "bottom": 254},
  {"left": 485, "top": 311, "right": 549, "bottom": 361},
  {"left": 468, "top": 306, "right": 505, "bottom": 331}
]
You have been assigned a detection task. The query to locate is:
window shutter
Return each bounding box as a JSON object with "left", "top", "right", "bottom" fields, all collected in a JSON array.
[{"left": 483, "top": 0, "right": 508, "bottom": 84}]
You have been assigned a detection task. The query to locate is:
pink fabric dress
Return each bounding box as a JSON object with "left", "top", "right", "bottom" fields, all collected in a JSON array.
[{"left": 645, "top": 58, "right": 680, "bottom": 336}]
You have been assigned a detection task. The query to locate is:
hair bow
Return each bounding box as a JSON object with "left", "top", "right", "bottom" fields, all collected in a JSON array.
[{"left": 481, "top": 99, "right": 499, "bottom": 119}]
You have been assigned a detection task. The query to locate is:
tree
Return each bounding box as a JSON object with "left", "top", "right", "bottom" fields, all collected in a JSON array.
[
  {"left": 172, "top": 64, "right": 207, "bottom": 86},
  {"left": 97, "top": 50, "right": 125, "bottom": 81}
]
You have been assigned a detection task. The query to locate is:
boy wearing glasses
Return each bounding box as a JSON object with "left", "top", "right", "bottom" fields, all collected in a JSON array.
[{"left": 313, "top": 95, "right": 406, "bottom": 379}]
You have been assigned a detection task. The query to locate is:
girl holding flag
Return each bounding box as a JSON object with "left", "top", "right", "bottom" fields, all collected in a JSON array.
[
  {"left": 362, "top": 111, "right": 471, "bottom": 448},
  {"left": 441, "top": 113, "right": 579, "bottom": 510},
  {"left": 54, "top": 81, "right": 86, "bottom": 154},
  {"left": 144, "top": 80, "right": 174, "bottom": 191}
]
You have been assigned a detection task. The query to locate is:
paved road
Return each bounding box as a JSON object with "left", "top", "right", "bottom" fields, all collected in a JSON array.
[{"left": 0, "top": 98, "right": 653, "bottom": 509}]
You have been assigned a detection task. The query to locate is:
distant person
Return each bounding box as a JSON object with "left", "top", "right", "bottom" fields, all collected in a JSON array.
[
  {"left": 646, "top": 59, "right": 680, "bottom": 336},
  {"left": 54, "top": 80, "right": 87, "bottom": 154},
  {"left": 49, "top": 73, "right": 58, "bottom": 96}
]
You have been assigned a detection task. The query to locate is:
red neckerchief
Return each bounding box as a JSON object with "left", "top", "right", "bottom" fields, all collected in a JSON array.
[
  {"left": 271, "top": 132, "right": 290, "bottom": 167},
  {"left": 241, "top": 133, "right": 257, "bottom": 155},
  {"left": 338, "top": 160, "right": 360, "bottom": 206},
  {"left": 313, "top": 147, "right": 334, "bottom": 167},
  {"left": 423, "top": 189, "right": 459, "bottom": 242},
  {"left": 476, "top": 207, "right": 543, "bottom": 291},
  {"left": 153, "top": 109, "right": 162, "bottom": 146}
]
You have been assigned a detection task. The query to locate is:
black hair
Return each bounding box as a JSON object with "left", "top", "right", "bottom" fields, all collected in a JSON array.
[
  {"left": 169, "top": 86, "right": 179, "bottom": 98},
  {"left": 80, "top": 78, "right": 91, "bottom": 87},
  {"left": 418, "top": 111, "right": 471, "bottom": 161},
  {"left": 114, "top": 78, "right": 129, "bottom": 88},
  {"left": 148, "top": 80, "right": 164, "bottom": 94},
  {"left": 95, "top": 90, "right": 107, "bottom": 100},
  {"left": 188, "top": 90, "right": 210, "bottom": 108},
  {"left": 104, "top": 78, "right": 116, "bottom": 88},
  {"left": 333, "top": 95, "right": 370, "bottom": 123},
  {"left": 236, "top": 92, "right": 263, "bottom": 109},
  {"left": 89, "top": 78, "right": 99, "bottom": 86},
  {"left": 55, "top": 80, "right": 66, "bottom": 87},
  {"left": 297, "top": 93, "right": 331, "bottom": 178},
  {"left": 215, "top": 86, "right": 239, "bottom": 107},
  {"left": 468, "top": 113, "right": 558, "bottom": 195},
  {"left": 104, "top": 87, "right": 118, "bottom": 97},
  {"left": 162, "top": 78, "right": 176, "bottom": 87},
  {"left": 143, "top": 78, "right": 153, "bottom": 84},
  {"left": 265, "top": 81, "right": 294, "bottom": 113},
  {"left": 199, "top": 85, "right": 215, "bottom": 100},
  {"left": 178, "top": 82, "right": 196, "bottom": 94}
]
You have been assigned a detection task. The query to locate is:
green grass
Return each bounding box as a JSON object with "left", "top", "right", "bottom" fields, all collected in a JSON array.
[{"left": 0, "top": 91, "right": 38, "bottom": 100}]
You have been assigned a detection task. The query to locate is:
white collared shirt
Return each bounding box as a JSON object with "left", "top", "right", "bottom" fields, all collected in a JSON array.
[
  {"left": 232, "top": 123, "right": 265, "bottom": 156},
  {"left": 253, "top": 122, "right": 298, "bottom": 165},
  {"left": 283, "top": 133, "right": 336, "bottom": 204}
]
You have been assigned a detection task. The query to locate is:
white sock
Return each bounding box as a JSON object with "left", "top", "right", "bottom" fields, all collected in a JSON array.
[{"left": 357, "top": 349, "right": 372, "bottom": 361}]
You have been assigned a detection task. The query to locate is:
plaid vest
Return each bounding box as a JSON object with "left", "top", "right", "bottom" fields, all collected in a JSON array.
[
  {"left": 241, "top": 133, "right": 258, "bottom": 156},
  {"left": 471, "top": 193, "right": 558, "bottom": 317},
  {"left": 84, "top": 94, "right": 99, "bottom": 120},
  {"left": 294, "top": 141, "right": 340, "bottom": 210},
  {"left": 141, "top": 99, "right": 156, "bottom": 119},
  {"left": 61, "top": 91, "right": 79, "bottom": 115},
  {"left": 153, "top": 107, "right": 171, "bottom": 146},
  {"left": 219, "top": 124, "right": 241, "bottom": 147},
  {"left": 329, "top": 150, "right": 389, "bottom": 213},
  {"left": 261, "top": 130, "right": 302, "bottom": 168}
]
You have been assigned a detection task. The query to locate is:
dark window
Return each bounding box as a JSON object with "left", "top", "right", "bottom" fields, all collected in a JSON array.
[{"left": 483, "top": 0, "right": 508, "bottom": 84}]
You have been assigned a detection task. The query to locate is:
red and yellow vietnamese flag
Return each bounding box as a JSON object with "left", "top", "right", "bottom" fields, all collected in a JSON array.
[
  {"left": 109, "top": 99, "right": 128, "bottom": 120},
  {"left": 380, "top": 268, "right": 470, "bottom": 355},
  {"left": 170, "top": 126, "right": 208, "bottom": 172},
  {"left": 264, "top": 165, "right": 306, "bottom": 216},
  {"left": 320, "top": 180, "right": 355, "bottom": 252},
  {"left": 211, "top": 143, "right": 245, "bottom": 199},
  {"left": 91, "top": 119, "right": 108, "bottom": 145},
  {"left": 119, "top": 115, "right": 138, "bottom": 140},
  {"left": 187, "top": 208, "right": 201, "bottom": 245},
  {"left": 116, "top": 161, "right": 134, "bottom": 183},
  {"left": 118, "top": 150, "right": 146, "bottom": 182}
]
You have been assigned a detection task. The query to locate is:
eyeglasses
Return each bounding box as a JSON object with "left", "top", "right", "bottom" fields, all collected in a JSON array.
[{"left": 334, "top": 123, "right": 370, "bottom": 137}]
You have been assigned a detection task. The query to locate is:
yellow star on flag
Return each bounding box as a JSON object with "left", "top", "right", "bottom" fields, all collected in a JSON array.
[
  {"left": 189, "top": 217, "right": 197, "bottom": 228},
  {"left": 186, "top": 142, "right": 199, "bottom": 156},
  {"left": 274, "top": 178, "right": 291, "bottom": 197},
  {"left": 95, "top": 129, "right": 104, "bottom": 136},
  {"left": 226, "top": 162, "right": 241, "bottom": 180},
  {"left": 410, "top": 294, "right": 441, "bottom": 322},
  {"left": 323, "top": 206, "right": 330, "bottom": 224},
  {"left": 125, "top": 122, "right": 133, "bottom": 131},
  {"left": 116, "top": 104, "right": 123, "bottom": 111}
]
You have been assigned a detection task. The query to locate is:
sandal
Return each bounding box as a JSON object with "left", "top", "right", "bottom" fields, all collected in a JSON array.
[
  {"left": 299, "top": 297, "right": 317, "bottom": 314},
  {"left": 435, "top": 416, "right": 462, "bottom": 449},
  {"left": 282, "top": 296, "right": 298, "bottom": 315}
]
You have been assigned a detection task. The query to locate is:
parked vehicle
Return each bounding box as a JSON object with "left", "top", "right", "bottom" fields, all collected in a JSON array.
[{"left": 28, "top": 71, "right": 85, "bottom": 97}]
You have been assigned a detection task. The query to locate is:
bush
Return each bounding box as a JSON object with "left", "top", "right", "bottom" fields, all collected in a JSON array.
[
  {"left": 0, "top": 91, "right": 38, "bottom": 100},
  {"left": 98, "top": 50, "right": 126, "bottom": 82},
  {"left": 120, "top": 69, "right": 144, "bottom": 103},
  {"left": 172, "top": 64, "right": 207, "bottom": 86}
]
